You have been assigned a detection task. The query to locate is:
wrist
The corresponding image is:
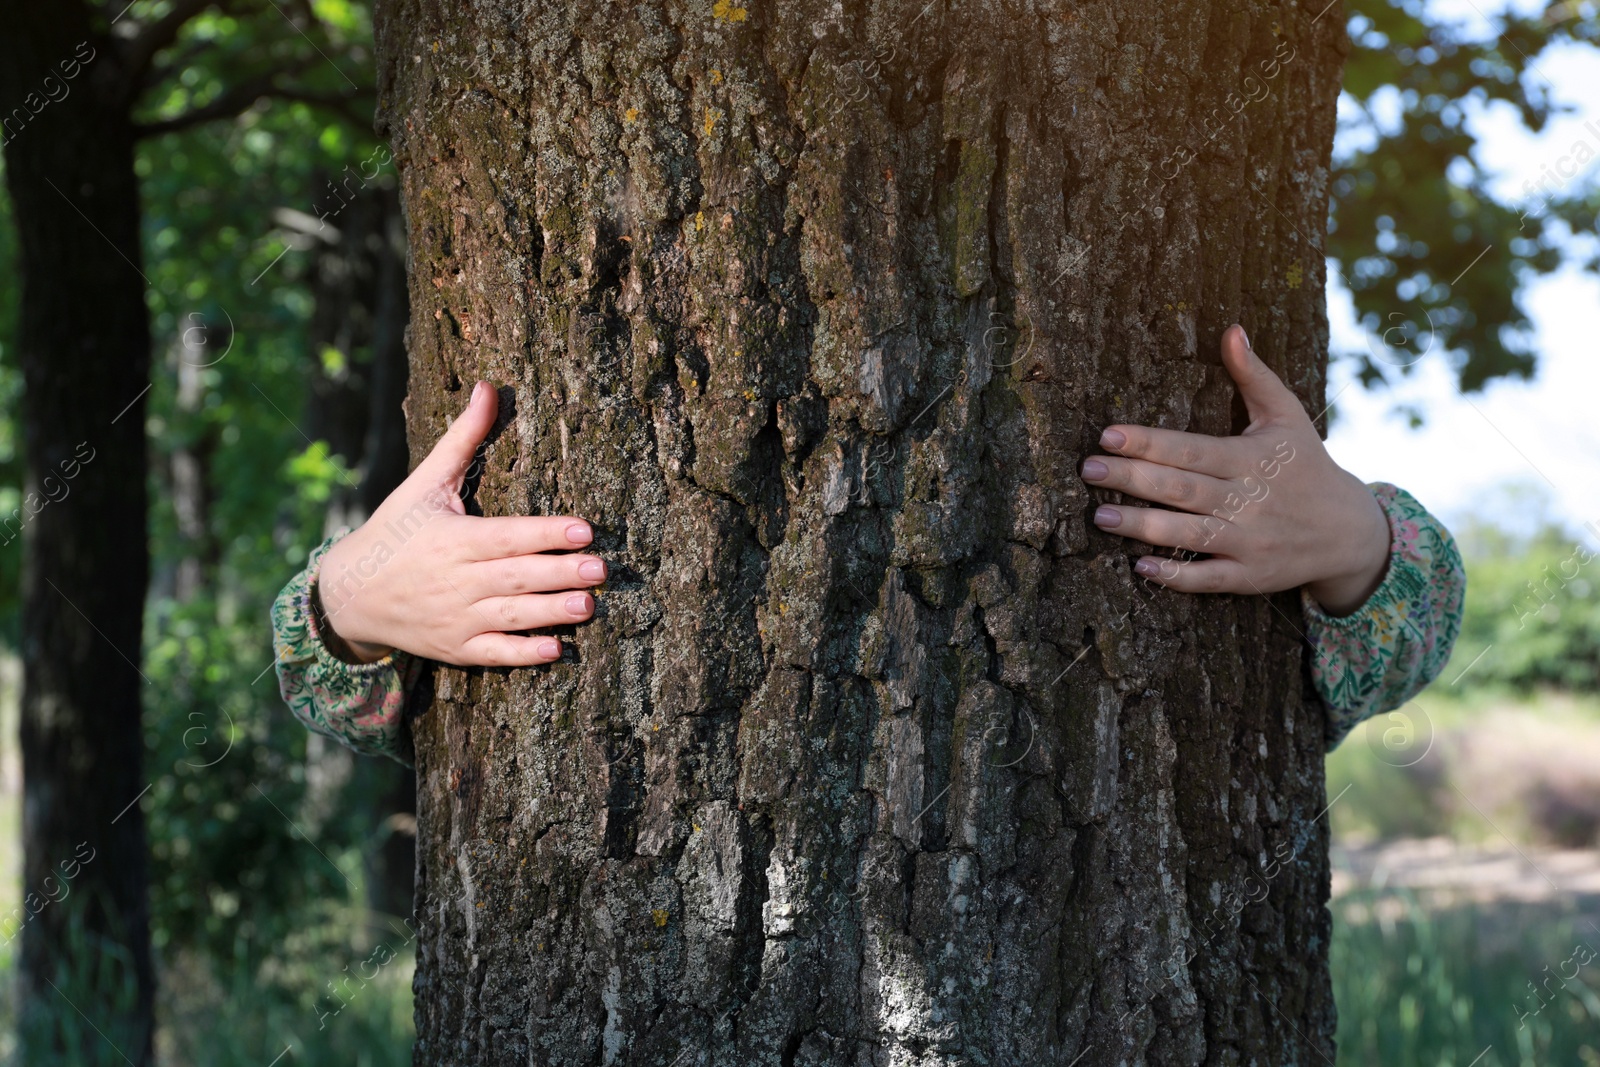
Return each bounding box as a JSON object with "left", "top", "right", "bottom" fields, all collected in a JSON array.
[
  {"left": 310, "top": 535, "right": 395, "bottom": 665},
  {"left": 1306, "top": 487, "right": 1392, "bottom": 617},
  {"left": 310, "top": 578, "right": 395, "bottom": 664}
]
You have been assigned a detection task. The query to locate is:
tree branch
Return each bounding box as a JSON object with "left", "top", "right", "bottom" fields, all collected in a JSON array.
[
  {"left": 134, "top": 71, "right": 279, "bottom": 137},
  {"left": 266, "top": 87, "right": 376, "bottom": 132},
  {"left": 134, "top": 75, "right": 374, "bottom": 138},
  {"left": 142, "top": 35, "right": 215, "bottom": 90},
  {"left": 119, "top": 0, "right": 219, "bottom": 93}
]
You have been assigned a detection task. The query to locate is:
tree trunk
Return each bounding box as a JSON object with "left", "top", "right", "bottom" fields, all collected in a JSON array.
[
  {"left": 169, "top": 330, "right": 221, "bottom": 603},
  {"left": 376, "top": 2, "right": 1346, "bottom": 1063},
  {"left": 0, "top": 4, "right": 154, "bottom": 1061}
]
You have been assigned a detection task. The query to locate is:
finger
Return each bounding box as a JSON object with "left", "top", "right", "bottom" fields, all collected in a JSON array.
[
  {"left": 453, "top": 632, "right": 564, "bottom": 668},
  {"left": 1096, "top": 423, "right": 1244, "bottom": 479},
  {"left": 1221, "top": 325, "right": 1303, "bottom": 426},
  {"left": 1093, "top": 504, "right": 1236, "bottom": 554},
  {"left": 1132, "top": 555, "right": 1252, "bottom": 594},
  {"left": 412, "top": 380, "right": 499, "bottom": 488},
  {"left": 473, "top": 590, "right": 595, "bottom": 633},
  {"left": 467, "top": 553, "right": 607, "bottom": 598},
  {"left": 1081, "top": 455, "right": 1232, "bottom": 514},
  {"left": 462, "top": 515, "right": 596, "bottom": 561}
]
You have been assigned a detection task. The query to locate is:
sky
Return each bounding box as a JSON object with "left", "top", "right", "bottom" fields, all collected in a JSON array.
[{"left": 1322, "top": 3, "right": 1600, "bottom": 543}]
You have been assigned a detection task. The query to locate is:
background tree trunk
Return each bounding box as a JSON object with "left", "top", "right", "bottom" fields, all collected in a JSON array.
[
  {"left": 303, "top": 181, "right": 417, "bottom": 922},
  {"left": 0, "top": 4, "right": 154, "bottom": 1061},
  {"left": 376, "top": 1, "right": 1346, "bottom": 1062}
]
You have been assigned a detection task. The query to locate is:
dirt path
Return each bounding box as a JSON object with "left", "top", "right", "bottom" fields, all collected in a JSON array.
[{"left": 1333, "top": 836, "right": 1600, "bottom": 904}]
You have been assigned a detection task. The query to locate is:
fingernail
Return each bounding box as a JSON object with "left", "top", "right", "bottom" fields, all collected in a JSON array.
[
  {"left": 1135, "top": 558, "right": 1161, "bottom": 577},
  {"left": 578, "top": 559, "right": 606, "bottom": 581},
  {"left": 472, "top": 380, "right": 488, "bottom": 403},
  {"left": 538, "top": 638, "right": 561, "bottom": 658},
  {"left": 566, "top": 593, "right": 591, "bottom": 615},
  {"left": 1100, "top": 428, "right": 1126, "bottom": 450},
  {"left": 566, "top": 521, "right": 593, "bottom": 544},
  {"left": 1094, "top": 506, "right": 1121, "bottom": 529},
  {"left": 1082, "top": 458, "right": 1109, "bottom": 482},
  {"left": 1240, "top": 327, "right": 1252, "bottom": 351}
]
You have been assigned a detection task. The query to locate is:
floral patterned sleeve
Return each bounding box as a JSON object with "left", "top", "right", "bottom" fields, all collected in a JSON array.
[
  {"left": 270, "top": 534, "right": 423, "bottom": 766},
  {"left": 1304, "top": 483, "right": 1466, "bottom": 749}
]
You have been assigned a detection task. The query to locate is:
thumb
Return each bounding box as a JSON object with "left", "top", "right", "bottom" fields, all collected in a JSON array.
[
  {"left": 1221, "top": 325, "right": 1301, "bottom": 426},
  {"left": 413, "top": 381, "right": 498, "bottom": 491}
]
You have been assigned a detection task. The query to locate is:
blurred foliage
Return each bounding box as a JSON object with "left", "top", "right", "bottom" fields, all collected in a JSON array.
[
  {"left": 1335, "top": 0, "right": 1600, "bottom": 391},
  {"left": 1333, "top": 890, "right": 1600, "bottom": 1066},
  {"left": 1451, "top": 503, "right": 1600, "bottom": 692},
  {"left": 158, "top": 939, "right": 415, "bottom": 1067},
  {"left": 0, "top": 902, "right": 414, "bottom": 1066},
  {"left": 127, "top": 0, "right": 398, "bottom": 965},
  {"left": 1326, "top": 686, "right": 1600, "bottom": 846},
  {"left": 7, "top": 916, "right": 149, "bottom": 1067},
  {"left": 1, "top": 0, "right": 414, "bottom": 1056}
]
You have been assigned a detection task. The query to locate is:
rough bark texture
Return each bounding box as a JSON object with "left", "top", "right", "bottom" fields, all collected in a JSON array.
[
  {"left": 0, "top": 3, "right": 154, "bottom": 1060},
  {"left": 376, "top": 2, "right": 1346, "bottom": 1063}
]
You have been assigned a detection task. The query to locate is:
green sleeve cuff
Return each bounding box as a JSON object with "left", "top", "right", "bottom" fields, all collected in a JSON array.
[
  {"left": 1303, "top": 483, "right": 1466, "bottom": 749},
  {"left": 270, "top": 533, "right": 418, "bottom": 765}
]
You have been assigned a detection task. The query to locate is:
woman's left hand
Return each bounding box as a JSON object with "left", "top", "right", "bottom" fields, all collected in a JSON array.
[{"left": 1082, "top": 324, "right": 1392, "bottom": 616}]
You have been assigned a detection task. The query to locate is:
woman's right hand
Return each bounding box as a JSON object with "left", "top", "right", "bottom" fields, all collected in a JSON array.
[{"left": 315, "top": 381, "right": 605, "bottom": 667}]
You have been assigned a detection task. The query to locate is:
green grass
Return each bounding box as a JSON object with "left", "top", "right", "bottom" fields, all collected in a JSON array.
[
  {"left": 0, "top": 910, "right": 415, "bottom": 1067},
  {"left": 157, "top": 942, "right": 414, "bottom": 1067},
  {"left": 1333, "top": 889, "right": 1600, "bottom": 1066}
]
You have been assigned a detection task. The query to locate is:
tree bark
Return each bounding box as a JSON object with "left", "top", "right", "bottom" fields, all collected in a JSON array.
[
  {"left": 0, "top": 3, "right": 154, "bottom": 1061},
  {"left": 376, "top": 2, "right": 1346, "bottom": 1063}
]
